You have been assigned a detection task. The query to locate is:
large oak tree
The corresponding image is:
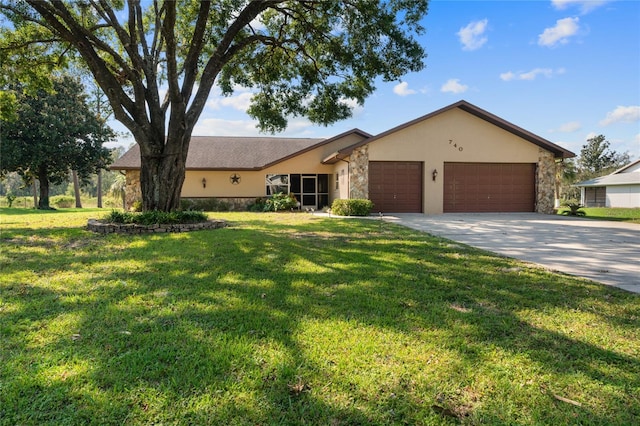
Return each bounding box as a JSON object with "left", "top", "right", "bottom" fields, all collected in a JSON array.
[{"left": 1, "top": 0, "right": 428, "bottom": 211}]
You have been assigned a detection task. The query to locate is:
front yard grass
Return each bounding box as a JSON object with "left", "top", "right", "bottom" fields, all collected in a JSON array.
[
  {"left": 557, "top": 207, "right": 640, "bottom": 224},
  {"left": 1, "top": 209, "right": 638, "bottom": 425}
]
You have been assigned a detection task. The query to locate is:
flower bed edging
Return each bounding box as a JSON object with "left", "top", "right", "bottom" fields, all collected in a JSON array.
[{"left": 87, "top": 219, "right": 227, "bottom": 234}]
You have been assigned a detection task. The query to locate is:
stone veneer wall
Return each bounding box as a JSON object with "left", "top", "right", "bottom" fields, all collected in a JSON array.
[
  {"left": 125, "top": 170, "right": 142, "bottom": 210},
  {"left": 536, "top": 149, "right": 556, "bottom": 214},
  {"left": 349, "top": 145, "right": 369, "bottom": 199}
]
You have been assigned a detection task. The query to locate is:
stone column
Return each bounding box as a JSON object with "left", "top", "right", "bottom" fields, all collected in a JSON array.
[
  {"left": 125, "top": 170, "right": 142, "bottom": 211},
  {"left": 349, "top": 145, "right": 369, "bottom": 199},
  {"left": 536, "top": 150, "right": 556, "bottom": 214}
]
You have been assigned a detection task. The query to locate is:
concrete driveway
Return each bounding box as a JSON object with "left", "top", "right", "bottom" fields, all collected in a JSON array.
[{"left": 383, "top": 213, "right": 640, "bottom": 293}]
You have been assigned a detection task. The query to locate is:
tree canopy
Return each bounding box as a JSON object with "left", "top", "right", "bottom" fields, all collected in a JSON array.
[
  {"left": 0, "top": 76, "right": 114, "bottom": 209},
  {"left": 578, "top": 134, "right": 630, "bottom": 178},
  {"left": 0, "top": 0, "right": 429, "bottom": 211}
]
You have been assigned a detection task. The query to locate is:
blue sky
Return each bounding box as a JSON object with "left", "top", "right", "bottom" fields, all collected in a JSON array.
[{"left": 111, "top": 0, "right": 640, "bottom": 160}]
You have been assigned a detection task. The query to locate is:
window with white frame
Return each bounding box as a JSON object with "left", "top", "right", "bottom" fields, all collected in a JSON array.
[{"left": 265, "top": 174, "right": 289, "bottom": 195}]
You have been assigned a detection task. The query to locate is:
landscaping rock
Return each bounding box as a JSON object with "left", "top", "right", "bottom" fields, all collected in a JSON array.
[{"left": 87, "top": 219, "right": 226, "bottom": 234}]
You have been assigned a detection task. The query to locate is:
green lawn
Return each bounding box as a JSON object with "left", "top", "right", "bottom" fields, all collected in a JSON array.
[
  {"left": 557, "top": 207, "right": 640, "bottom": 224},
  {"left": 1, "top": 209, "right": 639, "bottom": 425}
]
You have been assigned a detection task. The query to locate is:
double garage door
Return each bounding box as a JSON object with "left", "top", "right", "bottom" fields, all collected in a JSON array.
[
  {"left": 369, "top": 161, "right": 536, "bottom": 213},
  {"left": 444, "top": 163, "right": 536, "bottom": 212}
]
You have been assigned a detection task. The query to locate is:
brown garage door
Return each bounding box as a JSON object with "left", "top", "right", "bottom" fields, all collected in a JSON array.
[
  {"left": 369, "top": 161, "right": 423, "bottom": 213},
  {"left": 444, "top": 163, "right": 536, "bottom": 212}
]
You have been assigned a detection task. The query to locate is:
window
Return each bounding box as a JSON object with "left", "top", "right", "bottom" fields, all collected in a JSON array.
[
  {"left": 335, "top": 173, "right": 340, "bottom": 190},
  {"left": 266, "top": 174, "right": 289, "bottom": 195},
  {"left": 265, "top": 173, "right": 329, "bottom": 209}
]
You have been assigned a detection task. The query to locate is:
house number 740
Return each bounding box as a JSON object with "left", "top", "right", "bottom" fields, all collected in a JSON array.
[{"left": 449, "top": 139, "right": 464, "bottom": 152}]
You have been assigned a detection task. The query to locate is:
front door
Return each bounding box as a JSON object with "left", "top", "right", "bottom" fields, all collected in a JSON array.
[{"left": 302, "top": 176, "right": 317, "bottom": 209}]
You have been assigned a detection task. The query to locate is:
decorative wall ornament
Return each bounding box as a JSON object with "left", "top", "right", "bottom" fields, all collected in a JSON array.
[{"left": 230, "top": 173, "right": 241, "bottom": 185}]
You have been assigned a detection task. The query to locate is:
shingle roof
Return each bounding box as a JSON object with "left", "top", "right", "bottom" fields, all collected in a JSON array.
[
  {"left": 574, "top": 173, "right": 640, "bottom": 187},
  {"left": 111, "top": 136, "right": 325, "bottom": 170},
  {"left": 575, "top": 159, "right": 640, "bottom": 187}
]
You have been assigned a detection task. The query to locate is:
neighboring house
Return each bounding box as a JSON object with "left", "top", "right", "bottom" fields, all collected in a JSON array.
[
  {"left": 111, "top": 100, "right": 575, "bottom": 214},
  {"left": 575, "top": 159, "right": 640, "bottom": 208}
]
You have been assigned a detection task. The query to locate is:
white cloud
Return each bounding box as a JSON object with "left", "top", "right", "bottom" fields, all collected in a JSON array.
[
  {"left": 339, "top": 97, "right": 365, "bottom": 116},
  {"left": 551, "top": 0, "right": 611, "bottom": 14},
  {"left": 220, "top": 92, "right": 254, "bottom": 111},
  {"left": 440, "top": 79, "right": 468, "bottom": 94},
  {"left": 206, "top": 86, "right": 255, "bottom": 111},
  {"left": 599, "top": 105, "right": 640, "bottom": 126},
  {"left": 552, "top": 121, "right": 582, "bottom": 133},
  {"left": 393, "top": 81, "right": 417, "bottom": 96},
  {"left": 500, "top": 67, "right": 566, "bottom": 81},
  {"left": 499, "top": 71, "right": 516, "bottom": 81},
  {"left": 193, "top": 117, "right": 316, "bottom": 137},
  {"left": 193, "top": 118, "right": 260, "bottom": 136},
  {"left": 538, "top": 17, "right": 580, "bottom": 47},
  {"left": 457, "top": 19, "right": 489, "bottom": 51}
]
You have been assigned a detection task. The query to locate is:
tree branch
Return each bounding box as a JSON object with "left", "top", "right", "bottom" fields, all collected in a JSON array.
[
  {"left": 180, "top": 1, "right": 211, "bottom": 101},
  {"left": 25, "top": 1, "right": 144, "bottom": 140},
  {"left": 186, "top": 0, "right": 285, "bottom": 127}
]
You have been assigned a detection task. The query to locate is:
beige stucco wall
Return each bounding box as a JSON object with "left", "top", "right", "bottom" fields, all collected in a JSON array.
[
  {"left": 366, "top": 108, "right": 549, "bottom": 214},
  {"left": 117, "top": 131, "right": 367, "bottom": 209},
  {"left": 181, "top": 132, "right": 366, "bottom": 199}
]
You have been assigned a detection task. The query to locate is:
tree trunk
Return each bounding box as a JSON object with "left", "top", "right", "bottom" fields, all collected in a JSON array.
[
  {"left": 37, "top": 166, "right": 51, "bottom": 210},
  {"left": 97, "top": 170, "right": 103, "bottom": 208},
  {"left": 138, "top": 134, "right": 190, "bottom": 212},
  {"left": 72, "top": 170, "right": 83, "bottom": 208},
  {"left": 32, "top": 180, "right": 38, "bottom": 208}
]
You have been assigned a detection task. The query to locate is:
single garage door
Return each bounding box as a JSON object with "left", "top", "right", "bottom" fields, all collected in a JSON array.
[
  {"left": 444, "top": 163, "right": 536, "bottom": 212},
  {"left": 369, "top": 161, "right": 423, "bottom": 213}
]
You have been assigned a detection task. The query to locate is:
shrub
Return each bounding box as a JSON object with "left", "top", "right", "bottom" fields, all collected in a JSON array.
[
  {"left": 130, "top": 200, "right": 143, "bottom": 212},
  {"left": 51, "top": 195, "right": 75, "bottom": 208},
  {"left": 181, "top": 198, "right": 231, "bottom": 212},
  {"left": 330, "top": 199, "right": 374, "bottom": 216},
  {"left": 264, "top": 192, "right": 298, "bottom": 212},
  {"left": 247, "top": 197, "right": 267, "bottom": 212},
  {"left": 6, "top": 192, "right": 16, "bottom": 208},
  {"left": 103, "top": 210, "right": 208, "bottom": 225},
  {"left": 560, "top": 199, "right": 586, "bottom": 216}
]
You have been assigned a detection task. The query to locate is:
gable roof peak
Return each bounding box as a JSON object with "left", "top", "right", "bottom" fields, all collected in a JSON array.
[{"left": 372, "top": 99, "right": 574, "bottom": 159}]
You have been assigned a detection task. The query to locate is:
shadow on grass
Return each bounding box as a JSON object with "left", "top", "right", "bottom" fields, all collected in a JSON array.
[{"left": 1, "top": 216, "right": 639, "bottom": 424}]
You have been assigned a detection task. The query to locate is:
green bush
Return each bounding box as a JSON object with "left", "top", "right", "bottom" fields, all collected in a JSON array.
[
  {"left": 5, "top": 192, "right": 16, "bottom": 208},
  {"left": 264, "top": 192, "right": 298, "bottom": 212},
  {"left": 181, "top": 198, "right": 231, "bottom": 212},
  {"left": 247, "top": 197, "right": 267, "bottom": 212},
  {"left": 51, "top": 195, "right": 75, "bottom": 208},
  {"left": 330, "top": 199, "right": 374, "bottom": 216},
  {"left": 560, "top": 199, "right": 586, "bottom": 216},
  {"left": 103, "top": 210, "right": 208, "bottom": 225},
  {"left": 130, "top": 200, "right": 143, "bottom": 212}
]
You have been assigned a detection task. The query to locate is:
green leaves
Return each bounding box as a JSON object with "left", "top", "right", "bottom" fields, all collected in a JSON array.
[
  {"left": 0, "top": 75, "right": 114, "bottom": 185},
  {"left": 220, "top": 0, "right": 428, "bottom": 132},
  {"left": 579, "top": 135, "right": 630, "bottom": 176}
]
